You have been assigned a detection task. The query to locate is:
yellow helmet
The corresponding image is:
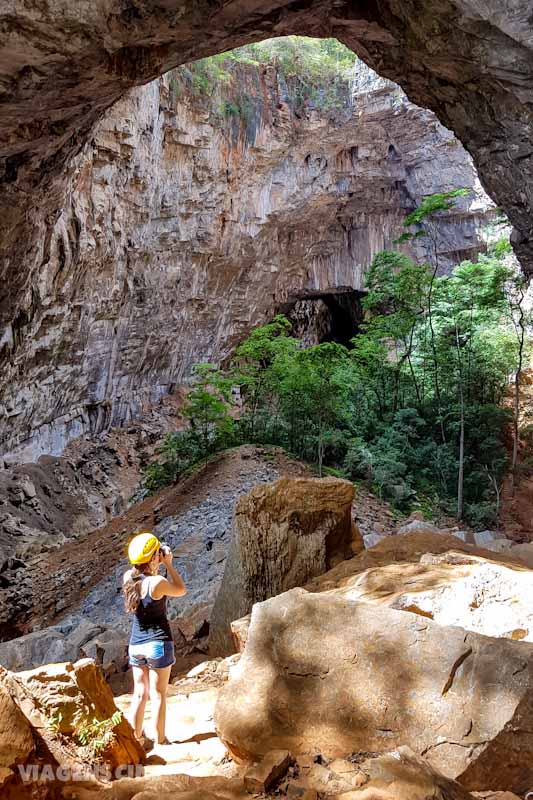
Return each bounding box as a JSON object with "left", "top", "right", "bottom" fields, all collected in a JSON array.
[{"left": 128, "top": 531, "right": 160, "bottom": 565}]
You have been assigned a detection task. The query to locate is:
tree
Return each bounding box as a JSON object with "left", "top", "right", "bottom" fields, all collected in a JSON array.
[
  {"left": 432, "top": 256, "right": 512, "bottom": 519},
  {"left": 289, "top": 342, "right": 350, "bottom": 475},
  {"left": 229, "top": 315, "right": 298, "bottom": 441},
  {"left": 182, "top": 363, "right": 234, "bottom": 461},
  {"left": 142, "top": 231, "right": 522, "bottom": 530},
  {"left": 363, "top": 251, "right": 430, "bottom": 410},
  {"left": 502, "top": 256, "right": 532, "bottom": 493},
  {"left": 396, "top": 188, "right": 470, "bottom": 441}
]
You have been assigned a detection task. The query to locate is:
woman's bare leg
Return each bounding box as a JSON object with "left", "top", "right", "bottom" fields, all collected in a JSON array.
[
  {"left": 129, "top": 666, "right": 149, "bottom": 739},
  {"left": 149, "top": 665, "right": 172, "bottom": 744}
]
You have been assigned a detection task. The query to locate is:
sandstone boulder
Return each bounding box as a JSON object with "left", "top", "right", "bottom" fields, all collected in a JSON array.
[
  {"left": 14, "top": 658, "right": 143, "bottom": 768},
  {"left": 304, "top": 531, "right": 525, "bottom": 594},
  {"left": 509, "top": 542, "right": 533, "bottom": 568},
  {"left": 396, "top": 519, "right": 446, "bottom": 536},
  {"left": 215, "top": 588, "right": 533, "bottom": 793},
  {"left": 362, "top": 532, "right": 387, "bottom": 549},
  {"left": 0, "top": 677, "right": 34, "bottom": 788},
  {"left": 232, "top": 534, "right": 533, "bottom": 650},
  {"left": 80, "top": 627, "right": 129, "bottom": 675},
  {"left": 483, "top": 538, "right": 514, "bottom": 554},
  {"left": 0, "top": 617, "right": 106, "bottom": 671},
  {"left": 473, "top": 794, "right": 522, "bottom": 800},
  {"left": 60, "top": 773, "right": 249, "bottom": 800},
  {"left": 244, "top": 749, "right": 292, "bottom": 793},
  {"left": 396, "top": 519, "right": 478, "bottom": 545},
  {"left": 209, "top": 477, "right": 360, "bottom": 656},
  {"left": 473, "top": 530, "right": 503, "bottom": 548}
]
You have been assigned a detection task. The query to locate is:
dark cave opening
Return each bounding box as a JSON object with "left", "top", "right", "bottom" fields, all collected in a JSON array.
[{"left": 282, "top": 288, "right": 366, "bottom": 348}]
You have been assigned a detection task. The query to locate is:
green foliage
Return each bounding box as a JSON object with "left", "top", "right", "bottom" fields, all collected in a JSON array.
[
  {"left": 142, "top": 430, "right": 202, "bottom": 493},
  {"left": 343, "top": 437, "right": 374, "bottom": 481},
  {"left": 220, "top": 99, "right": 240, "bottom": 117},
  {"left": 142, "top": 364, "right": 235, "bottom": 493},
  {"left": 402, "top": 189, "right": 470, "bottom": 227},
  {"left": 181, "top": 363, "right": 234, "bottom": 462},
  {"left": 76, "top": 711, "right": 122, "bottom": 759},
  {"left": 394, "top": 189, "right": 470, "bottom": 245},
  {"left": 45, "top": 710, "right": 63, "bottom": 735},
  {"left": 143, "top": 193, "right": 525, "bottom": 528},
  {"left": 169, "top": 37, "right": 357, "bottom": 113},
  {"left": 219, "top": 94, "right": 255, "bottom": 124}
]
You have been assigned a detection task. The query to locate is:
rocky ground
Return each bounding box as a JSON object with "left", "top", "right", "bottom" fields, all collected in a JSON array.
[
  {"left": 5, "top": 438, "right": 533, "bottom": 686},
  {"left": 75, "top": 446, "right": 309, "bottom": 629},
  {"left": 3, "top": 524, "right": 532, "bottom": 800},
  {"left": 0, "top": 446, "right": 312, "bottom": 678},
  {"left": 0, "top": 392, "right": 185, "bottom": 640}
]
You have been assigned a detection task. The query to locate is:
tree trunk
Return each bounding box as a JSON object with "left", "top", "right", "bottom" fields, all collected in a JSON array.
[
  {"left": 457, "top": 397, "right": 465, "bottom": 521},
  {"left": 511, "top": 289, "right": 525, "bottom": 495},
  {"left": 455, "top": 322, "right": 465, "bottom": 521}
]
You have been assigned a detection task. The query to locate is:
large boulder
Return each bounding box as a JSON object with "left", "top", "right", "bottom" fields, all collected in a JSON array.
[
  {"left": 12, "top": 658, "right": 143, "bottom": 769},
  {"left": 304, "top": 531, "right": 527, "bottom": 594},
  {"left": 209, "top": 477, "right": 361, "bottom": 656},
  {"left": 508, "top": 542, "right": 533, "bottom": 569},
  {"left": 330, "top": 748, "right": 476, "bottom": 800},
  {"left": 231, "top": 535, "right": 533, "bottom": 653},
  {"left": 215, "top": 588, "right": 533, "bottom": 794}
]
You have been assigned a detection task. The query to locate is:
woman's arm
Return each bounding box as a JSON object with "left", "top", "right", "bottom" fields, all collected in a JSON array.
[{"left": 152, "top": 550, "right": 187, "bottom": 599}]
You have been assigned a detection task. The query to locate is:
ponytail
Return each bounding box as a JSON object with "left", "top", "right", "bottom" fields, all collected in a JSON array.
[{"left": 123, "top": 565, "right": 145, "bottom": 613}]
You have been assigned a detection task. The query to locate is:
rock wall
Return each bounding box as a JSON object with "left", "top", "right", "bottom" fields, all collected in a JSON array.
[
  {"left": 1, "top": 3, "right": 533, "bottom": 342},
  {"left": 0, "top": 399, "right": 181, "bottom": 640},
  {"left": 0, "top": 60, "right": 492, "bottom": 463}
]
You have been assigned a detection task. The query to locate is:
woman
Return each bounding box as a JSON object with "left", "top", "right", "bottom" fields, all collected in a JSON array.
[{"left": 123, "top": 531, "right": 187, "bottom": 746}]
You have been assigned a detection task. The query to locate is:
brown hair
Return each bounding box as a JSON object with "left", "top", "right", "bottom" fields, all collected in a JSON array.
[{"left": 123, "top": 562, "right": 152, "bottom": 614}]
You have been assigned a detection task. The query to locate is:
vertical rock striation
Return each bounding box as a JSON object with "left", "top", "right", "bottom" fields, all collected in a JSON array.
[{"left": 0, "top": 61, "right": 492, "bottom": 463}]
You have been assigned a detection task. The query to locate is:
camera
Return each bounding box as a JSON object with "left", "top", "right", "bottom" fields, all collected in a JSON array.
[{"left": 159, "top": 543, "right": 171, "bottom": 557}]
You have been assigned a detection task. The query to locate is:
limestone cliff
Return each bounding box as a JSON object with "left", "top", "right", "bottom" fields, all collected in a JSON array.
[
  {"left": 0, "top": 60, "right": 492, "bottom": 463},
  {"left": 1, "top": 3, "right": 533, "bottom": 330}
]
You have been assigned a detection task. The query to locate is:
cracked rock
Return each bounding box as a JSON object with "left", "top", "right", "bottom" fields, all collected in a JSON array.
[{"left": 215, "top": 587, "right": 533, "bottom": 794}]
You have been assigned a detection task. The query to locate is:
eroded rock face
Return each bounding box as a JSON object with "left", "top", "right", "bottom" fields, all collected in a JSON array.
[
  {"left": 0, "top": 56, "right": 492, "bottom": 463},
  {"left": 0, "top": 405, "right": 181, "bottom": 640},
  {"left": 215, "top": 588, "right": 533, "bottom": 793},
  {"left": 209, "top": 476, "right": 360, "bottom": 655}
]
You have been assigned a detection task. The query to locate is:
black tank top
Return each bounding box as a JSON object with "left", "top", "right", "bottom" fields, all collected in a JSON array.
[{"left": 130, "top": 576, "right": 173, "bottom": 645}]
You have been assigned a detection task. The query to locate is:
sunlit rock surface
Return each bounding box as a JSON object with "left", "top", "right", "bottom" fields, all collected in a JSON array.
[
  {"left": 318, "top": 548, "right": 533, "bottom": 642},
  {"left": 0, "top": 61, "right": 492, "bottom": 463},
  {"left": 215, "top": 587, "right": 533, "bottom": 793}
]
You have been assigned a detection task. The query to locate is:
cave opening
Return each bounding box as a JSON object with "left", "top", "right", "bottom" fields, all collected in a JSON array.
[{"left": 283, "top": 289, "right": 366, "bottom": 348}]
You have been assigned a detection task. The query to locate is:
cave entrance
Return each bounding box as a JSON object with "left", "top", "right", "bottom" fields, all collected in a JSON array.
[{"left": 282, "top": 288, "right": 366, "bottom": 348}]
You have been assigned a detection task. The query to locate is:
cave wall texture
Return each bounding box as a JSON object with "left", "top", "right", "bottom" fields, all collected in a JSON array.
[
  {"left": 1, "top": 0, "right": 531, "bottom": 460},
  {"left": 0, "top": 58, "right": 492, "bottom": 463}
]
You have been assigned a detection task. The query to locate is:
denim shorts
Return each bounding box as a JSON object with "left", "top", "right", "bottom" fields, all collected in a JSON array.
[{"left": 128, "top": 640, "right": 175, "bottom": 669}]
